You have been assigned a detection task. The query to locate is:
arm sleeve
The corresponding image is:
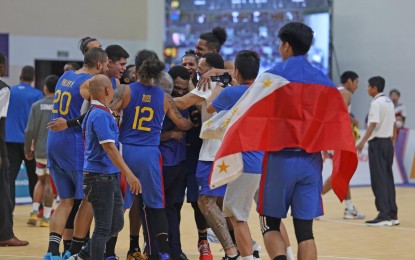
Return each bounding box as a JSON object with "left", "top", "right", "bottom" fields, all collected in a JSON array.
[
  {"left": 67, "top": 113, "right": 86, "bottom": 128},
  {"left": 92, "top": 113, "right": 116, "bottom": 144}
]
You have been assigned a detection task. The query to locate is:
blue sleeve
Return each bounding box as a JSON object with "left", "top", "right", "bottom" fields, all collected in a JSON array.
[
  {"left": 92, "top": 112, "right": 117, "bottom": 143},
  {"left": 212, "top": 88, "right": 233, "bottom": 112},
  {"left": 36, "top": 90, "right": 44, "bottom": 100}
]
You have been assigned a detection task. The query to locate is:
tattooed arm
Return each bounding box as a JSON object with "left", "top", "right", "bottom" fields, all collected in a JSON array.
[
  {"left": 164, "top": 93, "right": 193, "bottom": 131},
  {"left": 110, "top": 84, "right": 131, "bottom": 112}
]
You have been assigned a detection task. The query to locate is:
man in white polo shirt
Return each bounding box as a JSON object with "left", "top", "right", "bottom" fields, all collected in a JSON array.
[{"left": 357, "top": 76, "right": 398, "bottom": 227}]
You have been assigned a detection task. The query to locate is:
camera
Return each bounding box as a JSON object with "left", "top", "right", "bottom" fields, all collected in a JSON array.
[{"left": 211, "top": 72, "right": 232, "bottom": 86}]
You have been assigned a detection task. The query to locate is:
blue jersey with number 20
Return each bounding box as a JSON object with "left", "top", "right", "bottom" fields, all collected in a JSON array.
[{"left": 47, "top": 70, "right": 92, "bottom": 170}]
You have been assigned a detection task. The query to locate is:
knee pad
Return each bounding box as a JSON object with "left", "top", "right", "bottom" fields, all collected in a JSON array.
[
  {"left": 65, "top": 199, "right": 81, "bottom": 229},
  {"left": 293, "top": 218, "right": 314, "bottom": 243},
  {"left": 259, "top": 215, "right": 281, "bottom": 235}
]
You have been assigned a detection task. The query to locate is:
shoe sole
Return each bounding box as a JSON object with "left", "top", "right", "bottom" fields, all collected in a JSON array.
[
  {"left": 392, "top": 220, "right": 400, "bottom": 225},
  {"left": 27, "top": 220, "right": 37, "bottom": 226},
  {"left": 366, "top": 221, "right": 392, "bottom": 227},
  {"left": 344, "top": 215, "right": 365, "bottom": 220}
]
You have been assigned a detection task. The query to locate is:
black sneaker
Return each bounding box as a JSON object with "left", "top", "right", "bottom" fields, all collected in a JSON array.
[{"left": 365, "top": 217, "right": 392, "bottom": 227}]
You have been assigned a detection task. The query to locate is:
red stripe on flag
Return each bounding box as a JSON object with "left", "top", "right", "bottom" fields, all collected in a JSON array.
[{"left": 215, "top": 83, "right": 357, "bottom": 201}]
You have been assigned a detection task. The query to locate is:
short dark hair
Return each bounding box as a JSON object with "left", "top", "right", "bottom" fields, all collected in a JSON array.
[
  {"left": 105, "top": 45, "right": 129, "bottom": 62},
  {"left": 202, "top": 53, "right": 224, "bottom": 69},
  {"left": 79, "top": 36, "right": 99, "bottom": 55},
  {"left": 0, "top": 52, "right": 6, "bottom": 66},
  {"left": 83, "top": 48, "right": 108, "bottom": 69},
  {"left": 389, "top": 89, "right": 400, "bottom": 97},
  {"left": 138, "top": 58, "right": 165, "bottom": 83},
  {"left": 120, "top": 64, "right": 135, "bottom": 84},
  {"left": 235, "top": 50, "right": 260, "bottom": 81},
  {"left": 21, "top": 66, "right": 35, "bottom": 82},
  {"left": 182, "top": 49, "right": 199, "bottom": 62},
  {"left": 168, "top": 65, "right": 190, "bottom": 81},
  {"left": 199, "top": 27, "right": 227, "bottom": 52},
  {"left": 44, "top": 75, "right": 59, "bottom": 93},
  {"left": 65, "top": 62, "right": 80, "bottom": 70},
  {"left": 340, "top": 71, "right": 358, "bottom": 84},
  {"left": 278, "top": 22, "right": 314, "bottom": 56},
  {"left": 135, "top": 49, "right": 159, "bottom": 68},
  {"left": 368, "top": 76, "right": 385, "bottom": 92}
]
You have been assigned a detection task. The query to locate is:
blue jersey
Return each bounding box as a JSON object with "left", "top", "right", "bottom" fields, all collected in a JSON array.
[
  {"left": 83, "top": 104, "right": 119, "bottom": 174},
  {"left": 213, "top": 85, "right": 264, "bottom": 174},
  {"left": 47, "top": 70, "right": 92, "bottom": 170},
  {"left": 120, "top": 82, "right": 165, "bottom": 146},
  {"left": 111, "top": 77, "right": 117, "bottom": 89},
  {"left": 6, "top": 83, "right": 43, "bottom": 143},
  {"left": 159, "top": 109, "right": 188, "bottom": 166}
]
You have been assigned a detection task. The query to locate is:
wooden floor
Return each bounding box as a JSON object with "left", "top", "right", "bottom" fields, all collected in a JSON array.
[{"left": 1, "top": 186, "right": 414, "bottom": 260}]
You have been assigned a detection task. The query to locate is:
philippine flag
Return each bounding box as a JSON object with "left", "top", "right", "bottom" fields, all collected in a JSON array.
[{"left": 200, "top": 56, "right": 358, "bottom": 201}]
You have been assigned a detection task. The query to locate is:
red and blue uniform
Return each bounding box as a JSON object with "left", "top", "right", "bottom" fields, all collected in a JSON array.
[{"left": 47, "top": 70, "right": 92, "bottom": 199}]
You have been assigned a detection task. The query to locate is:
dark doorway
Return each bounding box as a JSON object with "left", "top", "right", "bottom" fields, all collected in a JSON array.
[{"left": 34, "top": 60, "right": 82, "bottom": 90}]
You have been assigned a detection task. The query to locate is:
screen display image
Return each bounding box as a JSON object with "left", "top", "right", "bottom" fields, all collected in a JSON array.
[{"left": 165, "top": 0, "right": 331, "bottom": 75}]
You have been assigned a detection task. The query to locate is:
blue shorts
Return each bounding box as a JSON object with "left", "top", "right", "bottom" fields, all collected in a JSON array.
[
  {"left": 49, "top": 164, "right": 84, "bottom": 200},
  {"left": 123, "top": 144, "right": 165, "bottom": 209},
  {"left": 257, "top": 150, "right": 323, "bottom": 220},
  {"left": 175, "top": 172, "right": 199, "bottom": 204},
  {"left": 196, "top": 161, "right": 227, "bottom": 197}
]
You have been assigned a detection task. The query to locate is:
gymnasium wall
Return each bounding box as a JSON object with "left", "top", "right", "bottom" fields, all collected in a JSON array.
[
  {"left": 332, "top": 0, "right": 415, "bottom": 129},
  {"left": 0, "top": 0, "right": 165, "bottom": 86}
]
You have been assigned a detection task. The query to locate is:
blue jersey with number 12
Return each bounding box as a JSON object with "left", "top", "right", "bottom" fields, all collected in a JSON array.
[
  {"left": 119, "top": 82, "right": 165, "bottom": 146},
  {"left": 47, "top": 70, "right": 92, "bottom": 170}
]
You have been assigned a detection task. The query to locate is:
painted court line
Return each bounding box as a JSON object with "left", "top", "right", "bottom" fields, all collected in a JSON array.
[{"left": 319, "top": 218, "right": 415, "bottom": 231}]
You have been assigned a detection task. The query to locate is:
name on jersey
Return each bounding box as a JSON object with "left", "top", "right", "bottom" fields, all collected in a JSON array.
[
  {"left": 40, "top": 104, "right": 53, "bottom": 111},
  {"left": 61, "top": 79, "right": 75, "bottom": 88},
  {"left": 142, "top": 94, "right": 151, "bottom": 103}
]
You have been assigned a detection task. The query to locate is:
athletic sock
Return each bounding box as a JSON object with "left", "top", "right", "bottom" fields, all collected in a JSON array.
[
  {"left": 345, "top": 200, "right": 354, "bottom": 211},
  {"left": 47, "top": 232, "right": 62, "bottom": 255},
  {"left": 286, "top": 246, "right": 295, "bottom": 260},
  {"left": 69, "top": 236, "right": 85, "bottom": 255},
  {"left": 129, "top": 235, "right": 140, "bottom": 252},
  {"left": 32, "top": 202, "right": 41, "bottom": 212},
  {"left": 63, "top": 240, "right": 71, "bottom": 251},
  {"left": 43, "top": 206, "right": 53, "bottom": 219},
  {"left": 198, "top": 231, "right": 208, "bottom": 243}
]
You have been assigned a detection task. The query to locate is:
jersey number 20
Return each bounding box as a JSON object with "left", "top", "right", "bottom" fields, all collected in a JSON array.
[{"left": 52, "top": 90, "right": 72, "bottom": 115}]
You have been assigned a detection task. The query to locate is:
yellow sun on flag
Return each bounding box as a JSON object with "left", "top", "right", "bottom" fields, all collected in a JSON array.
[
  {"left": 205, "top": 120, "right": 212, "bottom": 127},
  {"left": 217, "top": 161, "right": 229, "bottom": 173},
  {"left": 263, "top": 78, "right": 272, "bottom": 87},
  {"left": 222, "top": 118, "right": 231, "bottom": 127}
]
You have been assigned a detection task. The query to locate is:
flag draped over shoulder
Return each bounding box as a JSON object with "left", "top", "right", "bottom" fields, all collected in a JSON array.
[{"left": 200, "top": 56, "right": 358, "bottom": 201}]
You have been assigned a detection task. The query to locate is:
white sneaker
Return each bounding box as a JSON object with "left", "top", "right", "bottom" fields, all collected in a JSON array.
[
  {"left": 391, "top": 219, "right": 400, "bottom": 225},
  {"left": 207, "top": 228, "right": 219, "bottom": 244},
  {"left": 344, "top": 207, "right": 365, "bottom": 219},
  {"left": 252, "top": 241, "right": 261, "bottom": 259}
]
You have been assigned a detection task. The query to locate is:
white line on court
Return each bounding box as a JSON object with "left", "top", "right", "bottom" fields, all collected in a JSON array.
[{"left": 319, "top": 217, "right": 415, "bottom": 231}]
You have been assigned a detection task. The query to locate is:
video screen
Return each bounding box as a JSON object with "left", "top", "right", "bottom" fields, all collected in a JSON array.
[{"left": 164, "top": 0, "right": 331, "bottom": 75}]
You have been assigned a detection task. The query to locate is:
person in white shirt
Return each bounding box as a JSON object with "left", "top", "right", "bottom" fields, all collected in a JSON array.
[
  {"left": 357, "top": 76, "right": 398, "bottom": 227},
  {"left": 0, "top": 52, "right": 29, "bottom": 246}
]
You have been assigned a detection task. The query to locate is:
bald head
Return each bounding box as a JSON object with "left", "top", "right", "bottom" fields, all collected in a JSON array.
[{"left": 89, "top": 74, "right": 113, "bottom": 105}]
